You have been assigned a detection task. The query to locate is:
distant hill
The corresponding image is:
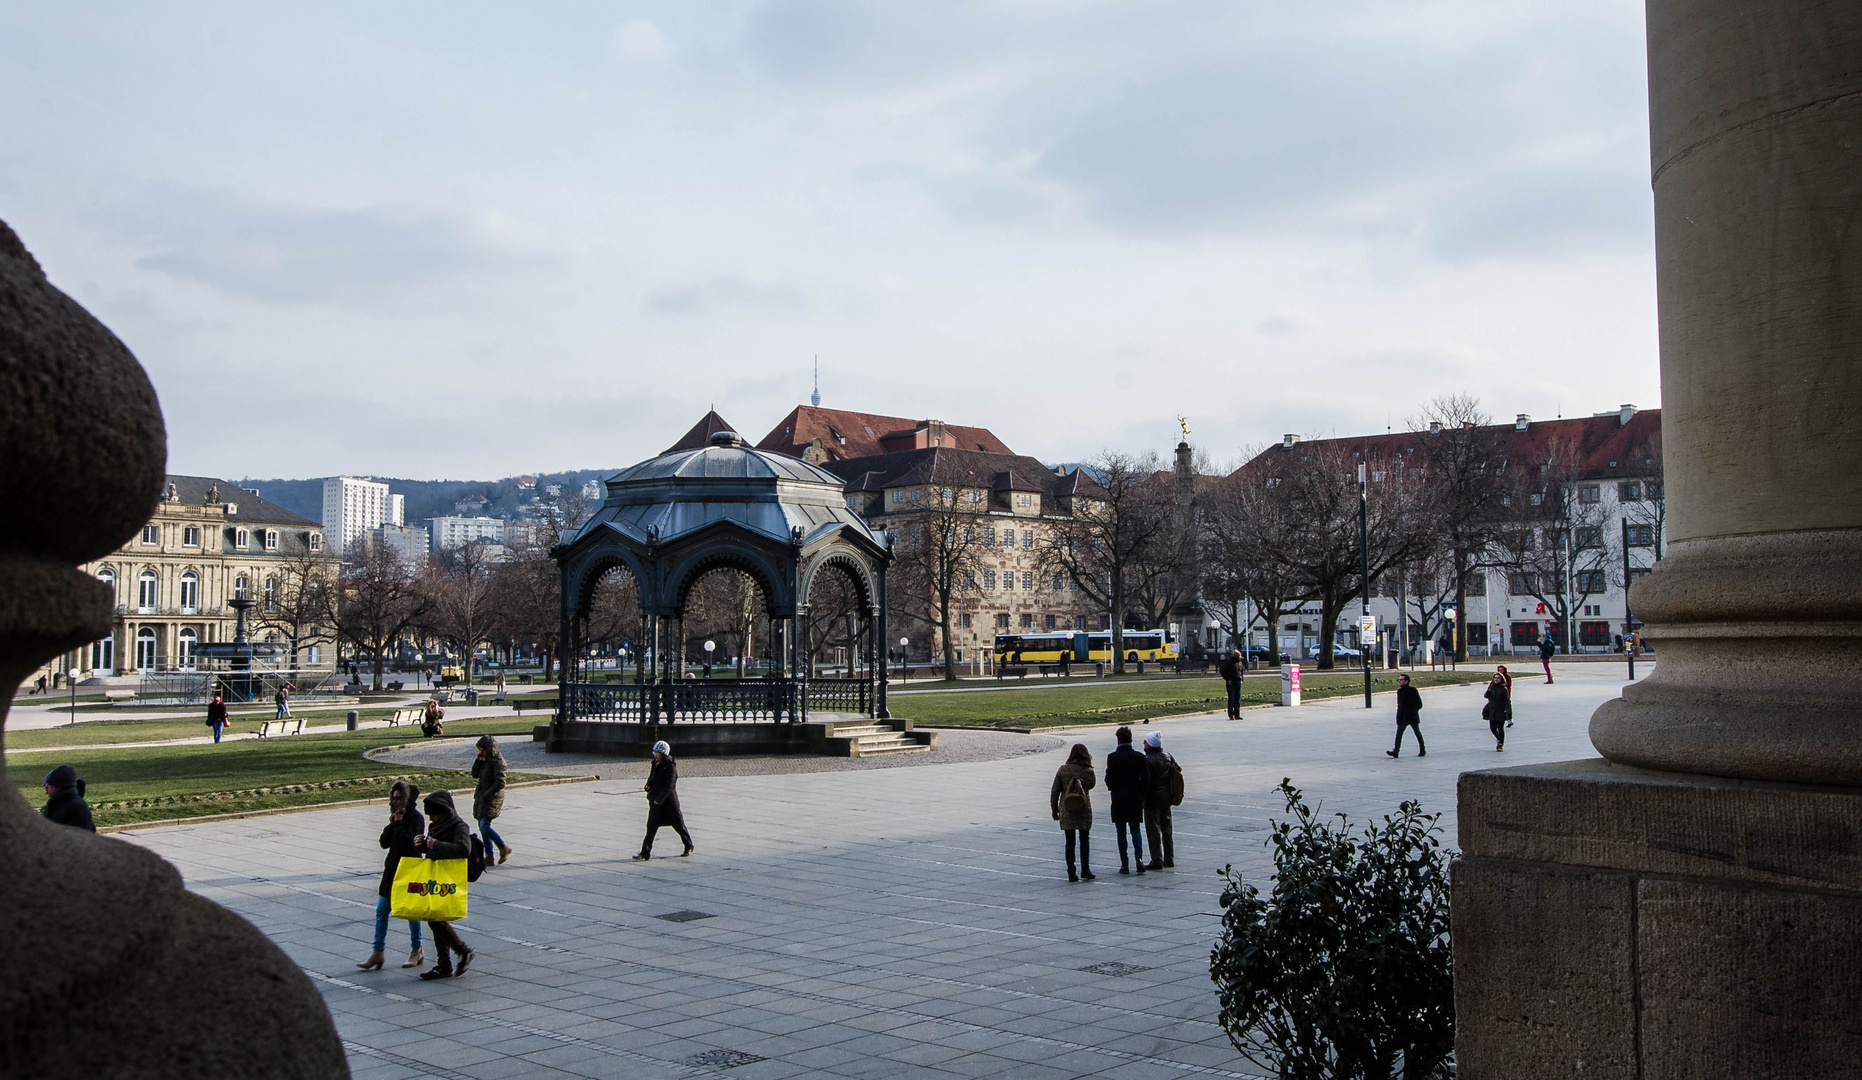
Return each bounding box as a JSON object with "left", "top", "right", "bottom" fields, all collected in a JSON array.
[{"left": 235, "top": 470, "right": 620, "bottom": 527}]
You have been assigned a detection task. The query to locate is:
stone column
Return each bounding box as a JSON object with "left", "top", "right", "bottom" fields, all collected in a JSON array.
[{"left": 1453, "top": 3, "right": 1862, "bottom": 1076}]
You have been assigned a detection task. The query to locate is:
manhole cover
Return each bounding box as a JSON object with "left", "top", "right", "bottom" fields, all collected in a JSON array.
[
  {"left": 1081, "top": 961, "right": 1151, "bottom": 977},
  {"left": 655, "top": 910, "right": 715, "bottom": 923},
  {"left": 682, "top": 1049, "right": 765, "bottom": 1068}
]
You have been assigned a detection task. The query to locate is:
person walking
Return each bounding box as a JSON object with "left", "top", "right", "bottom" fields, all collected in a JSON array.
[
  {"left": 1141, "top": 731, "right": 1178, "bottom": 870},
  {"left": 40, "top": 764, "right": 95, "bottom": 831},
  {"left": 1218, "top": 648, "right": 1243, "bottom": 719},
  {"left": 412, "top": 789, "right": 475, "bottom": 979},
  {"left": 1050, "top": 743, "right": 1097, "bottom": 882},
  {"left": 206, "top": 693, "right": 228, "bottom": 743},
  {"left": 1103, "top": 726, "right": 1147, "bottom": 875},
  {"left": 274, "top": 685, "right": 291, "bottom": 722},
  {"left": 1483, "top": 672, "right": 1513, "bottom": 751},
  {"left": 1386, "top": 673, "right": 1425, "bottom": 758},
  {"left": 634, "top": 740, "right": 693, "bottom": 860},
  {"left": 1539, "top": 635, "right": 1556, "bottom": 683},
  {"left": 358, "top": 780, "right": 425, "bottom": 971},
  {"left": 1496, "top": 664, "right": 1514, "bottom": 693},
  {"left": 471, "top": 735, "right": 512, "bottom": 867}
]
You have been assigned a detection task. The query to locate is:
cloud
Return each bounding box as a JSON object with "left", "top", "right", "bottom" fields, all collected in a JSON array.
[
  {"left": 609, "top": 19, "right": 670, "bottom": 61},
  {"left": 644, "top": 275, "right": 809, "bottom": 317}
]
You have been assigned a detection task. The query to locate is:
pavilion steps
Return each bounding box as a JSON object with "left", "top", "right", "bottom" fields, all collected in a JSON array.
[{"left": 815, "top": 716, "right": 936, "bottom": 757}]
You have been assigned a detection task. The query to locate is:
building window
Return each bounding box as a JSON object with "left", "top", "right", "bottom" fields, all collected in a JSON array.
[
  {"left": 1574, "top": 527, "right": 1603, "bottom": 550},
  {"left": 1052, "top": 572, "right": 1066, "bottom": 591},
  {"left": 1020, "top": 613, "right": 1035, "bottom": 629},
  {"left": 1510, "top": 622, "right": 1540, "bottom": 646},
  {"left": 1076, "top": 616, "right": 1089, "bottom": 631},
  {"left": 968, "top": 491, "right": 982, "bottom": 503},
  {"left": 264, "top": 529, "right": 279, "bottom": 551},
  {"left": 1646, "top": 481, "right": 1664, "bottom": 500},
  {"left": 1578, "top": 485, "right": 1601, "bottom": 504},
  {"left": 307, "top": 645, "right": 321, "bottom": 665},
  {"left": 177, "top": 627, "right": 198, "bottom": 669},
  {"left": 97, "top": 568, "right": 116, "bottom": 603},
  {"left": 1003, "top": 572, "right": 1014, "bottom": 590},
  {"left": 962, "top": 526, "right": 974, "bottom": 543},
  {"left": 309, "top": 532, "right": 323, "bottom": 552},
  {"left": 1044, "top": 614, "right": 1057, "bottom": 630},
  {"left": 1509, "top": 573, "right": 1537, "bottom": 596},
  {"left": 1467, "top": 624, "right": 1488, "bottom": 646},
  {"left": 91, "top": 635, "right": 114, "bottom": 673},
  {"left": 235, "top": 528, "right": 250, "bottom": 549},
  {"left": 135, "top": 627, "right": 158, "bottom": 669},
  {"left": 141, "top": 525, "right": 158, "bottom": 545},
  {"left": 983, "top": 571, "right": 996, "bottom": 589},
  {"left": 965, "top": 571, "right": 978, "bottom": 588},
  {"left": 264, "top": 578, "right": 279, "bottom": 610},
  {"left": 982, "top": 529, "right": 995, "bottom": 547},
  {"left": 235, "top": 575, "right": 249, "bottom": 600},
  {"left": 994, "top": 613, "right": 1011, "bottom": 629},
  {"left": 1001, "top": 528, "right": 1014, "bottom": 546},
  {"left": 1017, "top": 494, "right": 1032, "bottom": 508},
  {"left": 891, "top": 490, "right": 903, "bottom": 504},
  {"left": 137, "top": 570, "right": 159, "bottom": 612},
  {"left": 1529, "top": 493, "right": 1544, "bottom": 506},
  {"left": 1021, "top": 573, "right": 1034, "bottom": 590},
  {"left": 1627, "top": 525, "right": 1655, "bottom": 546},
  {"left": 1021, "top": 530, "right": 1033, "bottom": 549},
  {"left": 1618, "top": 481, "right": 1642, "bottom": 501},
  {"left": 1468, "top": 574, "right": 1487, "bottom": 597},
  {"left": 182, "top": 526, "right": 201, "bottom": 546},
  {"left": 959, "top": 614, "right": 972, "bottom": 629},
  {"left": 1576, "top": 570, "right": 1607, "bottom": 594},
  {"left": 179, "top": 572, "right": 199, "bottom": 613},
  {"left": 1580, "top": 621, "right": 1612, "bottom": 646}
]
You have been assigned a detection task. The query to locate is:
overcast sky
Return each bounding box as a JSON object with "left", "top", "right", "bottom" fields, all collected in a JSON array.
[{"left": 3, "top": 1, "right": 1658, "bottom": 479}]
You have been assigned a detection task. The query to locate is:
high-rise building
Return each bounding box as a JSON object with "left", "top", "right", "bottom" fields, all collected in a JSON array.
[
  {"left": 321, "top": 476, "right": 393, "bottom": 559},
  {"left": 390, "top": 493, "right": 405, "bottom": 526},
  {"left": 427, "top": 515, "right": 506, "bottom": 557},
  {"left": 365, "top": 523, "right": 428, "bottom": 567}
]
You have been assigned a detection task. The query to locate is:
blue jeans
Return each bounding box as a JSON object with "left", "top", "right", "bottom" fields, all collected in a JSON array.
[
  {"left": 373, "top": 895, "right": 423, "bottom": 953},
  {"left": 478, "top": 817, "right": 504, "bottom": 857},
  {"left": 1114, "top": 820, "right": 1143, "bottom": 868},
  {"left": 211, "top": 721, "right": 223, "bottom": 743}
]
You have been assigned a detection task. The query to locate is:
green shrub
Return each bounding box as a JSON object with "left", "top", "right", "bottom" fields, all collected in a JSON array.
[{"left": 1210, "top": 780, "right": 1454, "bottom": 1079}]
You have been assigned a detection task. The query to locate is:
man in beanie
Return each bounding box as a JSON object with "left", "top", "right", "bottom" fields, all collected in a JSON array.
[
  {"left": 634, "top": 740, "right": 693, "bottom": 860},
  {"left": 41, "top": 764, "right": 95, "bottom": 831},
  {"left": 1141, "top": 730, "right": 1179, "bottom": 870}
]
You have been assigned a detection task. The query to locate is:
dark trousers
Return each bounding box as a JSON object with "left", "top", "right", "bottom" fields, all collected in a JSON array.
[
  {"left": 1490, "top": 715, "right": 1506, "bottom": 747},
  {"left": 1064, "top": 828, "right": 1091, "bottom": 875},
  {"left": 642, "top": 797, "right": 692, "bottom": 855},
  {"left": 1225, "top": 679, "right": 1241, "bottom": 717},
  {"left": 1113, "top": 819, "right": 1143, "bottom": 869},
  {"left": 1393, "top": 719, "right": 1424, "bottom": 754},
  {"left": 1144, "top": 802, "right": 1174, "bottom": 867},
  {"left": 426, "top": 920, "right": 467, "bottom": 966}
]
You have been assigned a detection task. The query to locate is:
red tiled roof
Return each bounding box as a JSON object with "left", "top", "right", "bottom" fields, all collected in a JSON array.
[
  {"left": 755, "top": 405, "right": 1014, "bottom": 461},
  {"left": 1236, "top": 409, "right": 1662, "bottom": 480}
]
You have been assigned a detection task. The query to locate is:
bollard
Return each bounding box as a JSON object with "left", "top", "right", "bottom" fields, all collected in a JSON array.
[{"left": 346, "top": 710, "right": 358, "bottom": 731}]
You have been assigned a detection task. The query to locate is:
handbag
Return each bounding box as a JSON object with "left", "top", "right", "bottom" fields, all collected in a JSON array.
[{"left": 389, "top": 855, "right": 469, "bottom": 922}]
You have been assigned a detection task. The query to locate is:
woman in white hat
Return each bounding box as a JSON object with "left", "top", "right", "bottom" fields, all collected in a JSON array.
[{"left": 635, "top": 740, "right": 694, "bottom": 860}]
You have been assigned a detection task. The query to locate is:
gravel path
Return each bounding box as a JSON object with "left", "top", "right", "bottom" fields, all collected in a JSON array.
[{"left": 370, "top": 726, "right": 1065, "bottom": 779}]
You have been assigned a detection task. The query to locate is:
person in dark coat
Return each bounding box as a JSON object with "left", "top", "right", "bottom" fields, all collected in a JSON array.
[
  {"left": 1386, "top": 673, "right": 1425, "bottom": 758},
  {"left": 471, "top": 736, "right": 511, "bottom": 867},
  {"left": 634, "top": 740, "right": 693, "bottom": 860},
  {"left": 1539, "top": 635, "right": 1556, "bottom": 683},
  {"left": 1218, "top": 649, "right": 1243, "bottom": 719},
  {"left": 1103, "top": 726, "right": 1147, "bottom": 874},
  {"left": 1483, "top": 673, "right": 1513, "bottom": 751},
  {"left": 206, "top": 694, "right": 228, "bottom": 743},
  {"left": 1050, "top": 743, "right": 1097, "bottom": 882},
  {"left": 358, "top": 780, "right": 425, "bottom": 971},
  {"left": 413, "top": 789, "right": 475, "bottom": 979},
  {"left": 40, "top": 764, "right": 95, "bottom": 831},
  {"left": 1141, "top": 730, "right": 1177, "bottom": 870}
]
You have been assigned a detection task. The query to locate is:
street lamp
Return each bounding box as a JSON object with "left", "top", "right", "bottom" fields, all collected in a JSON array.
[
  {"left": 898, "top": 636, "right": 910, "bottom": 683},
  {"left": 68, "top": 666, "right": 80, "bottom": 725},
  {"left": 703, "top": 639, "right": 715, "bottom": 679},
  {"left": 1358, "top": 463, "right": 1372, "bottom": 709}
]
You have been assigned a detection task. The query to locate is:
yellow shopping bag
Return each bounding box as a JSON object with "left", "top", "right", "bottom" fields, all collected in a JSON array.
[{"left": 389, "top": 856, "right": 469, "bottom": 922}]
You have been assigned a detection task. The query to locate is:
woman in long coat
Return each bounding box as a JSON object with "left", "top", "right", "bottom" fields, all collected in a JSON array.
[
  {"left": 358, "top": 780, "right": 425, "bottom": 971},
  {"left": 1483, "top": 672, "right": 1513, "bottom": 751},
  {"left": 471, "top": 735, "right": 511, "bottom": 866},
  {"left": 1050, "top": 743, "right": 1097, "bottom": 882},
  {"left": 634, "top": 740, "right": 694, "bottom": 860}
]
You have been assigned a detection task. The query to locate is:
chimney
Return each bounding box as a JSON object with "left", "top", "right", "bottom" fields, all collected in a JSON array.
[
  {"left": 1282, "top": 434, "right": 1299, "bottom": 450},
  {"left": 1428, "top": 421, "right": 1442, "bottom": 435},
  {"left": 1516, "top": 413, "right": 1531, "bottom": 432},
  {"left": 1619, "top": 403, "right": 1636, "bottom": 426}
]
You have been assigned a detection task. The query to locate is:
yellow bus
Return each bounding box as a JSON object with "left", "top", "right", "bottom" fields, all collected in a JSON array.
[{"left": 993, "top": 629, "right": 1177, "bottom": 666}]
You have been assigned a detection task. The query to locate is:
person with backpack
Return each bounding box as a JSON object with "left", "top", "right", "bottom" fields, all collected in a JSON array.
[
  {"left": 1103, "top": 727, "right": 1147, "bottom": 875},
  {"left": 40, "top": 764, "right": 95, "bottom": 831},
  {"left": 1539, "top": 635, "right": 1556, "bottom": 683},
  {"left": 634, "top": 740, "right": 693, "bottom": 860},
  {"left": 358, "top": 780, "right": 425, "bottom": 972},
  {"left": 471, "top": 735, "right": 512, "bottom": 868},
  {"left": 1141, "top": 730, "right": 1180, "bottom": 870},
  {"left": 1218, "top": 648, "right": 1243, "bottom": 719},
  {"left": 411, "top": 790, "right": 475, "bottom": 979},
  {"left": 205, "top": 693, "right": 227, "bottom": 743},
  {"left": 1385, "top": 673, "right": 1425, "bottom": 758},
  {"left": 1483, "top": 672, "right": 1513, "bottom": 751},
  {"left": 1049, "top": 743, "right": 1097, "bottom": 882}
]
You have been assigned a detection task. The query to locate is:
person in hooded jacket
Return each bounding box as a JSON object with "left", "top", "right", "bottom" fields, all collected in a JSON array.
[
  {"left": 1141, "top": 730, "right": 1177, "bottom": 870},
  {"left": 1218, "top": 649, "right": 1243, "bottom": 719},
  {"left": 1386, "top": 673, "right": 1425, "bottom": 758},
  {"left": 412, "top": 789, "right": 475, "bottom": 979},
  {"left": 471, "top": 735, "right": 512, "bottom": 867},
  {"left": 1483, "top": 672, "right": 1513, "bottom": 751},
  {"left": 1103, "top": 727, "right": 1147, "bottom": 874},
  {"left": 358, "top": 780, "right": 425, "bottom": 971},
  {"left": 40, "top": 764, "right": 95, "bottom": 831},
  {"left": 1049, "top": 743, "right": 1096, "bottom": 882},
  {"left": 634, "top": 740, "right": 693, "bottom": 860}
]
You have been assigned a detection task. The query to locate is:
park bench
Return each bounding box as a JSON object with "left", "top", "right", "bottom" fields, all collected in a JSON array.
[
  {"left": 996, "top": 666, "right": 1031, "bottom": 679},
  {"left": 258, "top": 713, "right": 305, "bottom": 738},
  {"left": 386, "top": 707, "right": 424, "bottom": 727}
]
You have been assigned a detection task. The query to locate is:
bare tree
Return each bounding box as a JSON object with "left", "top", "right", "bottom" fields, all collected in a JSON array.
[
  {"left": 1409, "top": 395, "right": 1513, "bottom": 660},
  {"left": 1198, "top": 471, "right": 1312, "bottom": 666},
  {"left": 255, "top": 549, "right": 338, "bottom": 669},
  {"left": 488, "top": 492, "right": 598, "bottom": 681},
  {"left": 682, "top": 568, "right": 765, "bottom": 675},
  {"left": 798, "top": 566, "right": 863, "bottom": 675},
  {"left": 424, "top": 540, "right": 500, "bottom": 681},
  {"left": 886, "top": 464, "right": 992, "bottom": 681},
  {"left": 1489, "top": 439, "right": 1618, "bottom": 653},
  {"left": 335, "top": 544, "right": 430, "bottom": 690},
  {"left": 1041, "top": 450, "right": 1176, "bottom": 673}
]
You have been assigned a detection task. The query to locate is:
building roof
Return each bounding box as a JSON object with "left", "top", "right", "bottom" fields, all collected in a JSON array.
[
  {"left": 756, "top": 405, "right": 1014, "bottom": 461},
  {"left": 1235, "top": 408, "right": 1662, "bottom": 481},
  {"left": 664, "top": 410, "right": 741, "bottom": 454},
  {"left": 816, "top": 447, "right": 1100, "bottom": 501},
  {"left": 160, "top": 475, "right": 318, "bottom": 527}
]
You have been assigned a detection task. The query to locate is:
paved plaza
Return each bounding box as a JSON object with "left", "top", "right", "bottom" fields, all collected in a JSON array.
[{"left": 118, "top": 664, "right": 1636, "bottom": 1080}]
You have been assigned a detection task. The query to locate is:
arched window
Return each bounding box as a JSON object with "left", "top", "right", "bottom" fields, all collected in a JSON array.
[
  {"left": 235, "top": 575, "right": 249, "bottom": 600},
  {"left": 97, "top": 568, "right": 116, "bottom": 604},
  {"left": 177, "top": 627, "right": 198, "bottom": 669},
  {"left": 264, "top": 577, "right": 279, "bottom": 611},
  {"left": 135, "top": 626, "right": 158, "bottom": 670},
  {"left": 137, "top": 570, "right": 159, "bottom": 612},
  {"left": 179, "top": 571, "right": 200, "bottom": 613}
]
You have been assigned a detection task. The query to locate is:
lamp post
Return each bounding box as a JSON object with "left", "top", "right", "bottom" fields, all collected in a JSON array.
[
  {"left": 1622, "top": 518, "right": 1636, "bottom": 681},
  {"left": 898, "top": 637, "right": 909, "bottom": 683},
  {"left": 703, "top": 639, "right": 715, "bottom": 679},
  {"left": 68, "top": 666, "right": 79, "bottom": 725},
  {"left": 1359, "top": 463, "right": 1372, "bottom": 709}
]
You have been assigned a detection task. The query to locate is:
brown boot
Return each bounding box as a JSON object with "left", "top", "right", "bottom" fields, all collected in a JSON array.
[{"left": 355, "top": 951, "right": 385, "bottom": 971}]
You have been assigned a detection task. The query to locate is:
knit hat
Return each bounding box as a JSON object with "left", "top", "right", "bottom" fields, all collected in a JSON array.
[
  {"left": 652, "top": 740, "right": 671, "bottom": 756},
  {"left": 1143, "top": 731, "right": 1162, "bottom": 749},
  {"left": 44, "top": 764, "right": 78, "bottom": 789}
]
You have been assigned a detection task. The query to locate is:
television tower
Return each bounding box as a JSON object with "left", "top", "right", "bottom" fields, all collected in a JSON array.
[{"left": 811, "top": 355, "right": 820, "bottom": 408}]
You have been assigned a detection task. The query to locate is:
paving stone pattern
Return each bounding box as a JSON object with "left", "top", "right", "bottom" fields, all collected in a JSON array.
[{"left": 119, "top": 665, "right": 1627, "bottom": 1079}]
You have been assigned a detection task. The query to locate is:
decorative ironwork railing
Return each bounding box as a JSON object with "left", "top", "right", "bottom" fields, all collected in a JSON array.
[
  {"left": 806, "top": 677, "right": 872, "bottom": 714},
  {"left": 565, "top": 679, "right": 804, "bottom": 724}
]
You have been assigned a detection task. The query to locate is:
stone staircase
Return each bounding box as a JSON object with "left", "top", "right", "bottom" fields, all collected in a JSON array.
[{"left": 815, "top": 716, "right": 937, "bottom": 757}]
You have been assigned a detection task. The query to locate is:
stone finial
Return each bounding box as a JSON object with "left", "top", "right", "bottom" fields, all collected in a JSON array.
[{"left": 0, "top": 219, "right": 348, "bottom": 1077}]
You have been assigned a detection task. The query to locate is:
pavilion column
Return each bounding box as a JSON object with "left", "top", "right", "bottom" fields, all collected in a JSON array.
[{"left": 1453, "top": 3, "right": 1862, "bottom": 1076}]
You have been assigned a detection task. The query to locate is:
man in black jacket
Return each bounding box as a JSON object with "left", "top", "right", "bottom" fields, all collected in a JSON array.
[
  {"left": 1141, "top": 731, "right": 1177, "bottom": 870},
  {"left": 1218, "top": 649, "right": 1242, "bottom": 719},
  {"left": 1386, "top": 673, "right": 1425, "bottom": 758},
  {"left": 1103, "top": 727, "right": 1147, "bottom": 875},
  {"left": 40, "top": 764, "right": 95, "bottom": 831},
  {"left": 413, "top": 789, "right": 475, "bottom": 980}
]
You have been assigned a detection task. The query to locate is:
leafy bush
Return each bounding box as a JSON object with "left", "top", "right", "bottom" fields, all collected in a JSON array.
[{"left": 1209, "top": 779, "right": 1454, "bottom": 1079}]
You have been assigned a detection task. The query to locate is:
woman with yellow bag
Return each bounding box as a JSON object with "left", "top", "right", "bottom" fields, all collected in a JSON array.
[
  {"left": 357, "top": 781, "right": 425, "bottom": 971},
  {"left": 411, "top": 790, "right": 476, "bottom": 980}
]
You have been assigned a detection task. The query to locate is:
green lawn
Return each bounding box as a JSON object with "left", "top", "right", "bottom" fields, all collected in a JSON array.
[
  {"left": 889, "top": 670, "right": 1490, "bottom": 729},
  {"left": 10, "top": 722, "right": 541, "bottom": 827}
]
